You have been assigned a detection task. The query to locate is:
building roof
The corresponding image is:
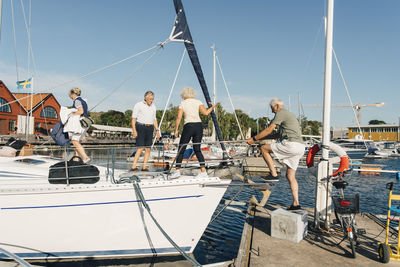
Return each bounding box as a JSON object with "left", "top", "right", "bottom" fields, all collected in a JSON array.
[
  {"left": 12, "top": 93, "right": 51, "bottom": 112},
  {"left": 348, "top": 125, "right": 398, "bottom": 128},
  {"left": 91, "top": 124, "right": 132, "bottom": 133}
]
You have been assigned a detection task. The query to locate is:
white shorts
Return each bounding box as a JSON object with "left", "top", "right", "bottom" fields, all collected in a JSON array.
[
  {"left": 271, "top": 140, "right": 305, "bottom": 170},
  {"left": 69, "top": 129, "right": 87, "bottom": 142}
]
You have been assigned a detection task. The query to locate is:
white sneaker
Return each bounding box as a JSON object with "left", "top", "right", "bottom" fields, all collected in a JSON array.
[
  {"left": 195, "top": 172, "right": 208, "bottom": 178},
  {"left": 169, "top": 170, "right": 181, "bottom": 179},
  {"left": 83, "top": 157, "right": 91, "bottom": 164}
]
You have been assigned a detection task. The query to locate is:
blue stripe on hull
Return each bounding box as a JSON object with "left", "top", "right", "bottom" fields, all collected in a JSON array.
[
  {"left": 0, "top": 247, "right": 191, "bottom": 259},
  {"left": 1, "top": 195, "right": 203, "bottom": 210}
]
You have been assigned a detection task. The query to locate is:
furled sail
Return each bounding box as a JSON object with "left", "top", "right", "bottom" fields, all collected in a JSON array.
[{"left": 172, "top": 0, "right": 228, "bottom": 157}]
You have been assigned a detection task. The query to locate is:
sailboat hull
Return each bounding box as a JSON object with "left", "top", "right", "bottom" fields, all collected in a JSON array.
[{"left": 0, "top": 156, "right": 229, "bottom": 260}]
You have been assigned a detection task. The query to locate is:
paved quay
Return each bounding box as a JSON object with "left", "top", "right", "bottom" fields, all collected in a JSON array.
[{"left": 237, "top": 204, "right": 399, "bottom": 267}]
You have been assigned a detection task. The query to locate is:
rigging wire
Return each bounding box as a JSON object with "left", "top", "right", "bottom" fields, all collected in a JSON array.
[
  {"left": 19, "top": 0, "right": 37, "bottom": 79},
  {"left": 18, "top": 0, "right": 52, "bottom": 137},
  {"left": 0, "top": 42, "right": 162, "bottom": 109},
  {"left": 11, "top": 0, "right": 20, "bottom": 81},
  {"left": 215, "top": 55, "right": 245, "bottom": 139},
  {"left": 332, "top": 48, "right": 366, "bottom": 147},
  {"left": 152, "top": 48, "right": 186, "bottom": 148},
  {"left": 89, "top": 44, "right": 164, "bottom": 112},
  {"left": 50, "top": 43, "right": 161, "bottom": 92}
]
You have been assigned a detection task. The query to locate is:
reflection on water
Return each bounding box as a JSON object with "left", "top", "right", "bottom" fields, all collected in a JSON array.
[{"left": 33, "top": 147, "right": 400, "bottom": 264}]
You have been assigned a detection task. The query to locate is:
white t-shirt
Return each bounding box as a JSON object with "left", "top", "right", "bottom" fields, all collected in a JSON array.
[
  {"left": 179, "top": 98, "right": 203, "bottom": 125},
  {"left": 132, "top": 101, "right": 156, "bottom": 124}
]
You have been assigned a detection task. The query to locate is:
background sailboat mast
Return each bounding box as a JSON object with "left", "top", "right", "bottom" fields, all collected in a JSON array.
[
  {"left": 212, "top": 45, "right": 216, "bottom": 112},
  {"left": 211, "top": 45, "right": 216, "bottom": 141}
]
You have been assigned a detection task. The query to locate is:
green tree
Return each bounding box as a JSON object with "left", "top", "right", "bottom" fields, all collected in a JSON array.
[
  {"left": 369, "top": 119, "right": 386, "bottom": 125},
  {"left": 300, "top": 116, "right": 322, "bottom": 136},
  {"left": 124, "top": 110, "right": 133, "bottom": 127},
  {"left": 89, "top": 111, "right": 104, "bottom": 124},
  {"left": 156, "top": 104, "right": 180, "bottom": 133},
  {"left": 99, "top": 110, "right": 126, "bottom": 127}
]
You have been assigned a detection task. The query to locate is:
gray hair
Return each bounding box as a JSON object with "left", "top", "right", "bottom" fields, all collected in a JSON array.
[
  {"left": 144, "top": 91, "right": 154, "bottom": 99},
  {"left": 180, "top": 87, "right": 196, "bottom": 99},
  {"left": 270, "top": 98, "right": 284, "bottom": 107}
]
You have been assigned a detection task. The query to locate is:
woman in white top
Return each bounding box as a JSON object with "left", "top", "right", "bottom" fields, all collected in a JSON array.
[{"left": 171, "top": 87, "right": 215, "bottom": 179}]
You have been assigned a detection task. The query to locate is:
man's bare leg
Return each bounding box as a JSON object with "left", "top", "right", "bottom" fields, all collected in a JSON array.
[
  {"left": 132, "top": 147, "right": 144, "bottom": 169},
  {"left": 286, "top": 165, "right": 299, "bottom": 206},
  {"left": 260, "top": 144, "right": 278, "bottom": 177},
  {"left": 143, "top": 148, "right": 151, "bottom": 170}
]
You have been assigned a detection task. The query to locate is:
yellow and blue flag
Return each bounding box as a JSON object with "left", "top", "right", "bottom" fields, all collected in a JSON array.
[{"left": 16, "top": 78, "right": 32, "bottom": 89}]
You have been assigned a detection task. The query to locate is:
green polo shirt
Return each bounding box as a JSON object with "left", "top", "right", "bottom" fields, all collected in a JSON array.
[{"left": 271, "top": 108, "right": 304, "bottom": 144}]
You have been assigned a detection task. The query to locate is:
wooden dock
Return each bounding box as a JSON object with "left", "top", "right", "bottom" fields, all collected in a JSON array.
[
  {"left": 235, "top": 204, "right": 399, "bottom": 266},
  {"left": 242, "top": 156, "right": 282, "bottom": 177}
]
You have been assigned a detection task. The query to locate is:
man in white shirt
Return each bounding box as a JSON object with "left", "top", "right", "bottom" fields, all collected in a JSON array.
[{"left": 131, "top": 91, "right": 160, "bottom": 171}]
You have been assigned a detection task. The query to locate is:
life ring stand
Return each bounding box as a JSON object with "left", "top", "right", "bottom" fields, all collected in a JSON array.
[{"left": 306, "top": 142, "right": 350, "bottom": 177}]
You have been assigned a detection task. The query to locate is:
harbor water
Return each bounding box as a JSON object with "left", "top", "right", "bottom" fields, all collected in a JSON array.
[{"left": 40, "top": 147, "right": 400, "bottom": 265}]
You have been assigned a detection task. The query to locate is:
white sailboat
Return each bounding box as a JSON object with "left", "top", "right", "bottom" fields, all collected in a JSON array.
[
  {"left": 0, "top": 155, "right": 228, "bottom": 260},
  {"left": 0, "top": 0, "right": 232, "bottom": 262}
]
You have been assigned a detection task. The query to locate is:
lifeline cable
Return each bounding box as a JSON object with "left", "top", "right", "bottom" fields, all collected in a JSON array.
[{"left": 132, "top": 180, "right": 202, "bottom": 267}]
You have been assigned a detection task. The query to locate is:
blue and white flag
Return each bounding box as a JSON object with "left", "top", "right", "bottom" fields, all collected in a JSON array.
[{"left": 16, "top": 78, "right": 32, "bottom": 89}]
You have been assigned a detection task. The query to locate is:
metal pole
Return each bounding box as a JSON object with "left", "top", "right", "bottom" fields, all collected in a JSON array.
[
  {"left": 315, "top": 0, "right": 334, "bottom": 229},
  {"left": 64, "top": 146, "right": 70, "bottom": 186},
  {"left": 322, "top": 1, "right": 334, "bottom": 161},
  {"left": 298, "top": 91, "right": 301, "bottom": 126}
]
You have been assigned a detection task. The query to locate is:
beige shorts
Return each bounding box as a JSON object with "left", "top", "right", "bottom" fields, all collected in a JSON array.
[{"left": 271, "top": 140, "right": 305, "bottom": 170}]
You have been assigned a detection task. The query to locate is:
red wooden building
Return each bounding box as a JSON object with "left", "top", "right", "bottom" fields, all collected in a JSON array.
[{"left": 0, "top": 80, "right": 61, "bottom": 135}]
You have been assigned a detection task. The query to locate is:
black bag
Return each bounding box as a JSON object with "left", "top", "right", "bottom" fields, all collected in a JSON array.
[
  {"left": 5, "top": 137, "right": 26, "bottom": 150},
  {"left": 48, "top": 156, "right": 100, "bottom": 184}
]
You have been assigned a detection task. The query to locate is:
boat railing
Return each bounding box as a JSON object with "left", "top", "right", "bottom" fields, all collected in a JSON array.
[{"left": 22, "top": 140, "right": 250, "bottom": 184}]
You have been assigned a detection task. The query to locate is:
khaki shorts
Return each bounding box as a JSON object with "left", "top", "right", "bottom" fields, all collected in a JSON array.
[{"left": 271, "top": 140, "right": 305, "bottom": 170}]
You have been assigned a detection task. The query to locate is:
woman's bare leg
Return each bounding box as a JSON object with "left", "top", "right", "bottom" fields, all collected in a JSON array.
[{"left": 71, "top": 140, "right": 88, "bottom": 161}]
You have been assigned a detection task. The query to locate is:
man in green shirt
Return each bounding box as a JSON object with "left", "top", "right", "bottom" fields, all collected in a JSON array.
[{"left": 247, "top": 98, "right": 305, "bottom": 210}]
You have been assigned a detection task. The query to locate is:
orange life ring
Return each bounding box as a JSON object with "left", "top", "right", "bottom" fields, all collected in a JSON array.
[{"left": 306, "top": 142, "right": 350, "bottom": 177}]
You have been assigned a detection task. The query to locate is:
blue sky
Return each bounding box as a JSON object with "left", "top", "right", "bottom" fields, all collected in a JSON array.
[{"left": 0, "top": 0, "right": 398, "bottom": 127}]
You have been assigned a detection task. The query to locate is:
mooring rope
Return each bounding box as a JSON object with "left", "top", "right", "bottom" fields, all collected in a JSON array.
[{"left": 132, "top": 179, "right": 202, "bottom": 266}]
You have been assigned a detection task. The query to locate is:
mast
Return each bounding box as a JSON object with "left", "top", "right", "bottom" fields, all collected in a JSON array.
[
  {"left": 172, "top": 0, "right": 228, "bottom": 157},
  {"left": 322, "top": 0, "right": 334, "bottom": 163},
  {"left": 314, "top": 0, "right": 334, "bottom": 229}
]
